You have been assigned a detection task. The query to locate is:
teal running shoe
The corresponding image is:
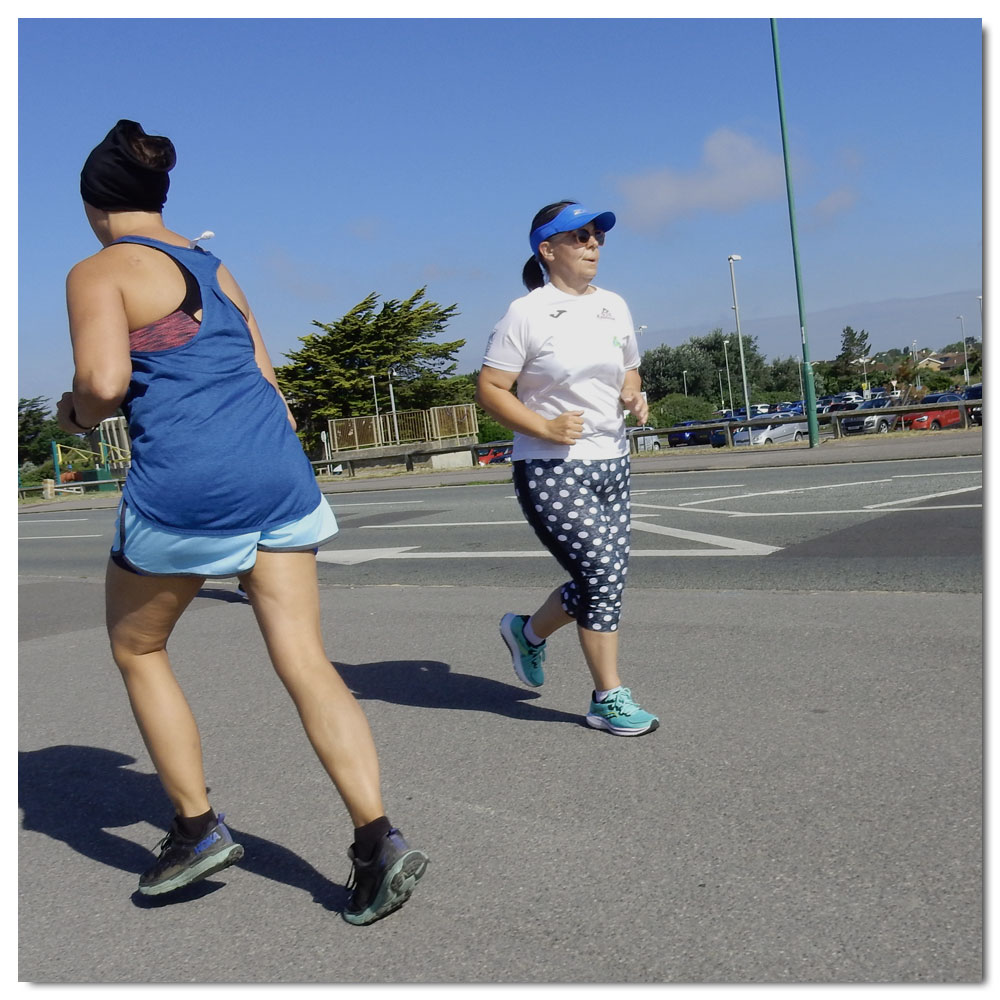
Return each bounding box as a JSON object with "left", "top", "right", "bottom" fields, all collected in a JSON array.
[
  {"left": 500, "top": 613, "right": 546, "bottom": 687},
  {"left": 343, "top": 827, "right": 429, "bottom": 925},
  {"left": 138, "top": 813, "right": 244, "bottom": 895},
  {"left": 585, "top": 687, "right": 659, "bottom": 737}
]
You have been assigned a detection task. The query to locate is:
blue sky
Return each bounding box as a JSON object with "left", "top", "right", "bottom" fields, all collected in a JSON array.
[{"left": 17, "top": 15, "right": 984, "bottom": 410}]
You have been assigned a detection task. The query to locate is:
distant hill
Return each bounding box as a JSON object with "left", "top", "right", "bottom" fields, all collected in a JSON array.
[{"left": 639, "top": 289, "right": 982, "bottom": 363}]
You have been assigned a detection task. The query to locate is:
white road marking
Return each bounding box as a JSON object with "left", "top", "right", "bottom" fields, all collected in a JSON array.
[
  {"left": 18, "top": 534, "right": 103, "bottom": 540},
  {"left": 17, "top": 517, "right": 90, "bottom": 522},
  {"left": 728, "top": 504, "right": 982, "bottom": 516},
  {"left": 675, "top": 479, "right": 893, "bottom": 506},
  {"left": 629, "top": 520, "right": 781, "bottom": 554},
  {"left": 864, "top": 485, "right": 983, "bottom": 509},
  {"left": 316, "top": 546, "right": 419, "bottom": 565},
  {"left": 362, "top": 521, "right": 524, "bottom": 528},
  {"left": 330, "top": 500, "right": 425, "bottom": 508}
]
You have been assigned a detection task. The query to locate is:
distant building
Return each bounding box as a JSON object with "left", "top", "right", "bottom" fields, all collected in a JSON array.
[{"left": 916, "top": 352, "right": 965, "bottom": 372}]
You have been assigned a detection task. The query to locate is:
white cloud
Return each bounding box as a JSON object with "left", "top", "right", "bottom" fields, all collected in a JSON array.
[
  {"left": 614, "top": 128, "right": 787, "bottom": 228},
  {"left": 812, "top": 186, "right": 859, "bottom": 222}
]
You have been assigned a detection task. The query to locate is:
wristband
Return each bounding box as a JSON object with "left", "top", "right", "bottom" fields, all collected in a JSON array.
[{"left": 68, "top": 407, "right": 98, "bottom": 433}]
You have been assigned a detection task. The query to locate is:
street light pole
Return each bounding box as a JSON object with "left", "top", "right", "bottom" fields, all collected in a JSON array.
[
  {"left": 956, "top": 314, "right": 969, "bottom": 384},
  {"left": 728, "top": 254, "right": 753, "bottom": 445},
  {"left": 723, "top": 339, "right": 735, "bottom": 413},
  {"left": 718, "top": 369, "right": 725, "bottom": 410},
  {"left": 387, "top": 367, "right": 401, "bottom": 443},
  {"left": 682, "top": 370, "right": 688, "bottom": 396},
  {"left": 370, "top": 374, "right": 381, "bottom": 445},
  {"left": 853, "top": 356, "right": 870, "bottom": 397}
]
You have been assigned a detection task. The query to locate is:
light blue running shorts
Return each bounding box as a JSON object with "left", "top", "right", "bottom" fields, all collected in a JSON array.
[{"left": 110, "top": 497, "right": 339, "bottom": 577}]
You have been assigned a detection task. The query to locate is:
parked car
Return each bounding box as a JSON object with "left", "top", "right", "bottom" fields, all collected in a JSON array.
[
  {"left": 732, "top": 419, "right": 808, "bottom": 446},
  {"left": 901, "top": 393, "right": 964, "bottom": 431},
  {"left": 628, "top": 425, "right": 662, "bottom": 452},
  {"left": 476, "top": 444, "right": 513, "bottom": 465},
  {"left": 962, "top": 383, "right": 982, "bottom": 425},
  {"left": 834, "top": 391, "right": 864, "bottom": 404},
  {"left": 774, "top": 401, "right": 804, "bottom": 414},
  {"left": 709, "top": 416, "right": 741, "bottom": 448},
  {"left": 665, "top": 421, "right": 714, "bottom": 447},
  {"left": 840, "top": 397, "right": 900, "bottom": 435},
  {"left": 825, "top": 401, "right": 860, "bottom": 414}
]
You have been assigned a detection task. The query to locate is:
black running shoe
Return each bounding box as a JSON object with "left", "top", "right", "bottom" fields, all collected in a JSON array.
[
  {"left": 138, "top": 813, "right": 244, "bottom": 896},
  {"left": 343, "top": 827, "right": 428, "bottom": 925}
]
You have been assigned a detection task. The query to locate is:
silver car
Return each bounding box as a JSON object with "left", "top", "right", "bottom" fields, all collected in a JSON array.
[{"left": 732, "top": 419, "right": 808, "bottom": 446}]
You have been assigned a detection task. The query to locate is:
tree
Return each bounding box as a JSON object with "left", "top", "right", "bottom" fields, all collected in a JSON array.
[
  {"left": 827, "top": 326, "right": 873, "bottom": 389},
  {"left": 761, "top": 356, "right": 803, "bottom": 397},
  {"left": 275, "top": 288, "right": 464, "bottom": 451},
  {"left": 640, "top": 328, "right": 767, "bottom": 406},
  {"left": 18, "top": 396, "right": 81, "bottom": 467}
]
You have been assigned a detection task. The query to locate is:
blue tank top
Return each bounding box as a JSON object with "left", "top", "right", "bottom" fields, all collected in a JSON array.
[{"left": 115, "top": 236, "right": 321, "bottom": 534}]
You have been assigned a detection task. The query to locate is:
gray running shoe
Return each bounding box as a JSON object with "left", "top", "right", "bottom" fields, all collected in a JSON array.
[
  {"left": 138, "top": 813, "right": 244, "bottom": 896},
  {"left": 343, "top": 827, "right": 429, "bottom": 925}
]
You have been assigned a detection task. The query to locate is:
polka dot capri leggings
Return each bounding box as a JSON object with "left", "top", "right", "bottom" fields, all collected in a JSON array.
[{"left": 512, "top": 456, "right": 631, "bottom": 632}]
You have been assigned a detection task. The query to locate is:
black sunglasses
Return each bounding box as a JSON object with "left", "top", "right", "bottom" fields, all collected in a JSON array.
[{"left": 560, "top": 228, "right": 605, "bottom": 246}]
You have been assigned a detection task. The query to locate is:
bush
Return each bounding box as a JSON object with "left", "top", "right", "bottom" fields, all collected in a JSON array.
[
  {"left": 647, "top": 394, "right": 716, "bottom": 429},
  {"left": 476, "top": 412, "right": 511, "bottom": 444},
  {"left": 18, "top": 459, "right": 54, "bottom": 485}
]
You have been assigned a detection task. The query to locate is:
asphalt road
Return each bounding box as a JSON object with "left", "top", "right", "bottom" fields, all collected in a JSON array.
[{"left": 18, "top": 432, "right": 984, "bottom": 984}]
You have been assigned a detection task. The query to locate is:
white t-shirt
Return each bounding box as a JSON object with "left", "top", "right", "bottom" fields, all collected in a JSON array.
[{"left": 483, "top": 283, "right": 640, "bottom": 461}]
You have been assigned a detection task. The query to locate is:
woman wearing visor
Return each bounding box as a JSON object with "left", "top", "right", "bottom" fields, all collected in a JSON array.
[
  {"left": 57, "top": 120, "right": 427, "bottom": 923},
  {"left": 476, "top": 201, "right": 659, "bottom": 737}
]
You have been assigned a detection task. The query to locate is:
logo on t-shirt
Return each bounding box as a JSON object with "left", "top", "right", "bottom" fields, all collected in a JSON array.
[
  {"left": 612, "top": 336, "right": 623, "bottom": 348},
  {"left": 550, "top": 309, "right": 567, "bottom": 319},
  {"left": 597, "top": 308, "right": 615, "bottom": 321}
]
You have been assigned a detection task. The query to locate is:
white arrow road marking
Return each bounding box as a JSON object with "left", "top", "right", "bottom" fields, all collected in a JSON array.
[
  {"left": 316, "top": 546, "right": 420, "bottom": 565},
  {"left": 316, "top": 520, "right": 781, "bottom": 562},
  {"left": 629, "top": 519, "right": 782, "bottom": 555}
]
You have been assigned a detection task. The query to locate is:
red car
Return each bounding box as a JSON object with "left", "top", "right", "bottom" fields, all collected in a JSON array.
[{"left": 901, "top": 393, "right": 964, "bottom": 431}]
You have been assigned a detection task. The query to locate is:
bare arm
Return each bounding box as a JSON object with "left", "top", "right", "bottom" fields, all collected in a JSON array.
[
  {"left": 56, "top": 256, "right": 133, "bottom": 433},
  {"left": 620, "top": 368, "right": 649, "bottom": 425},
  {"left": 475, "top": 365, "right": 584, "bottom": 445}
]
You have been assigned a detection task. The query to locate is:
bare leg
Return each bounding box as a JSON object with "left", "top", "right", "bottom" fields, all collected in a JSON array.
[
  {"left": 528, "top": 586, "right": 574, "bottom": 638},
  {"left": 577, "top": 627, "right": 622, "bottom": 692},
  {"left": 105, "top": 560, "right": 211, "bottom": 818},
  {"left": 240, "top": 550, "right": 385, "bottom": 828}
]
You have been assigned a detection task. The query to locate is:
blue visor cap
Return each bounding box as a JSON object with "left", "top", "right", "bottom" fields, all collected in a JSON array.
[{"left": 529, "top": 204, "right": 616, "bottom": 258}]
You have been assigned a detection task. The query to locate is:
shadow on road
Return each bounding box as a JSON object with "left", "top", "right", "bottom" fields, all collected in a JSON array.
[
  {"left": 334, "top": 659, "right": 583, "bottom": 726},
  {"left": 18, "top": 745, "right": 347, "bottom": 912}
]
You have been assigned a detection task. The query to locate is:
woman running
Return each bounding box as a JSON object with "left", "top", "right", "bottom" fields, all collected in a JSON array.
[
  {"left": 57, "top": 119, "right": 427, "bottom": 923},
  {"left": 475, "top": 200, "right": 659, "bottom": 737}
]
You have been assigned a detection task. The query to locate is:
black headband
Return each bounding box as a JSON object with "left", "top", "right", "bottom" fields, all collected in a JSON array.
[{"left": 80, "top": 119, "right": 175, "bottom": 213}]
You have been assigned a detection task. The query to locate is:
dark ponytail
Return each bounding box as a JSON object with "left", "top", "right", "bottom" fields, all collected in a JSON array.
[
  {"left": 521, "top": 199, "right": 577, "bottom": 291},
  {"left": 522, "top": 256, "right": 546, "bottom": 291}
]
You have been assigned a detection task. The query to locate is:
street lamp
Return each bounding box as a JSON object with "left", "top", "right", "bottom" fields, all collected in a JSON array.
[
  {"left": 722, "top": 339, "right": 735, "bottom": 414},
  {"left": 852, "top": 357, "right": 871, "bottom": 397},
  {"left": 956, "top": 314, "right": 969, "bottom": 384},
  {"left": 728, "top": 255, "right": 753, "bottom": 445},
  {"left": 912, "top": 340, "right": 921, "bottom": 389},
  {"left": 682, "top": 370, "right": 688, "bottom": 396},
  {"left": 387, "top": 367, "right": 401, "bottom": 443},
  {"left": 717, "top": 369, "right": 725, "bottom": 410},
  {"left": 636, "top": 324, "right": 647, "bottom": 337}
]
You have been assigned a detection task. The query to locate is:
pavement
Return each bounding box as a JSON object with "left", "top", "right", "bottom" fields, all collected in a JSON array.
[{"left": 17, "top": 428, "right": 984, "bottom": 984}]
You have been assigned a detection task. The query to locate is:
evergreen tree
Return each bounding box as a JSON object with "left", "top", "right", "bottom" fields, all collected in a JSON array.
[
  {"left": 18, "top": 397, "right": 81, "bottom": 466},
  {"left": 275, "top": 288, "right": 463, "bottom": 450}
]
